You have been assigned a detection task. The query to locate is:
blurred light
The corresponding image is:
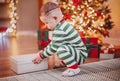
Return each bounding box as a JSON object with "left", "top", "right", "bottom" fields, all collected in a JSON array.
[
  {"left": 6, "top": 28, "right": 14, "bottom": 33},
  {"left": 8, "top": 0, "right": 18, "bottom": 35}
]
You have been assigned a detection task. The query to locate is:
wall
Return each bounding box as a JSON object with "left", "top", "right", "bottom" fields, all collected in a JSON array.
[
  {"left": 16, "top": 0, "right": 39, "bottom": 36},
  {"left": 103, "top": 0, "right": 120, "bottom": 45},
  {"left": 0, "top": 3, "right": 10, "bottom": 28}
]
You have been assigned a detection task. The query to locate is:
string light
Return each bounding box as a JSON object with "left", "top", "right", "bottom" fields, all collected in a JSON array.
[
  {"left": 8, "top": 0, "right": 18, "bottom": 34},
  {"left": 59, "top": 0, "right": 114, "bottom": 42}
]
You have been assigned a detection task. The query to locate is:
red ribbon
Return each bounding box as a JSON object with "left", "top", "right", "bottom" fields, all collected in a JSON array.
[{"left": 38, "top": 39, "right": 51, "bottom": 50}]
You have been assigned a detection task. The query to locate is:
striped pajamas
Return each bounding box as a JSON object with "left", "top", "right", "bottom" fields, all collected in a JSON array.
[{"left": 41, "top": 21, "right": 88, "bottom": 67}]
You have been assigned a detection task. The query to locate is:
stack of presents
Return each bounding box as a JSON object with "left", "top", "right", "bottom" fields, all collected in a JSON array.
[{"left": 37, "top": 30, "right": 115, "bottom": 59}]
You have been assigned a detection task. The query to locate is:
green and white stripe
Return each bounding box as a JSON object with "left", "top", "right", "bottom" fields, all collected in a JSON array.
[{"left": 42, "top": 21, "right": 88, "bottom": 67}]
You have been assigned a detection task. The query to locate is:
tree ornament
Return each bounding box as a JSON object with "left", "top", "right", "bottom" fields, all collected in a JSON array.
[
  {"left": 72, "top": 0, "right": 82, "bottom": 7},
  {"left": 96, "top": 10, "right": 101, "bottom": 17},
  {"left": 84, "top": 11, "right": 88, "bottom": 16},
  {"left": 63, "top": 13, "right": 71, "bottom": 20},
  {"left": 104, "top": 30, "right": 109, "bottom": 37}
]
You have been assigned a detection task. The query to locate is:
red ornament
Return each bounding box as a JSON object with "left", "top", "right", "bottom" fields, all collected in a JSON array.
[
  {"left": 72, "top": 0, "right": 82, "bottom": 7},
  {"left": 96, "top": 11, "right": 101, "bottom": 17},
  {"left": 63, "top": 13, "right": 71, "bottom": 20},
  {"left": 104, "top": 30, "right": 109, "bottom": 37},
  {"left": 84, "top": 11, "right": 88, "bottom": 16}
]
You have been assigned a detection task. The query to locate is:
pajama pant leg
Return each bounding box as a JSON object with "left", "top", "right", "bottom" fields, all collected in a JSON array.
[{"left": 56, "top": 45, "right": 85, "bottom": 67}]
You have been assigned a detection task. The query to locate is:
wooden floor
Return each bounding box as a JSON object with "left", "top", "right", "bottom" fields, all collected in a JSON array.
[
  {"left": 0, "top": 58, "right": 120, "bottom": 81},
  {"left": 0, "top": 35, "right": 100, "bottom": 78}
]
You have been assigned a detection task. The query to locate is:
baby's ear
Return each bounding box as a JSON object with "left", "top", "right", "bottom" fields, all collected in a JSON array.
[{"left": 53, "top": 16, "right": 57, "bottom": 20}]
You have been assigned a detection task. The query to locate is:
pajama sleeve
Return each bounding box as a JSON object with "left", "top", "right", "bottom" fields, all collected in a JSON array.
[{"left": 41, "top": 30, "right": 66, "bottom": 58}]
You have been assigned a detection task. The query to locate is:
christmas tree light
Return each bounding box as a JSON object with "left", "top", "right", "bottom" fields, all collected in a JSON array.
[{"left": 58, "top": 0, "right": 114, "bottom": 43}]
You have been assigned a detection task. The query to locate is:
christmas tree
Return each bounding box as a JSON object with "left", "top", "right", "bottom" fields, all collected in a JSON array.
[{"left": 58, "top": 0, "right": 114, "bottom": 43}]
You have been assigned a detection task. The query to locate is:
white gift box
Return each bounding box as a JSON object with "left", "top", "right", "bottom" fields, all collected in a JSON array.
[
  {"left": 100, "top": 53, "right": 114, "bottom": 59},
  {"left": 10, "top": 54, "right": 48, "bottom": 74}
]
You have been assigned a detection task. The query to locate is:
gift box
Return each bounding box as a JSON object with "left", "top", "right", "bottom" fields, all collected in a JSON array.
[
  {"left": 81, "top": 37, "right": 98, "bottom": 45},
  {"left": 88, "top": 48, "right": 99, "bottom": 58},
  {"left": 81, "top": 37, "right": 100, "bottom": 58},
  {"left": 10, "top": 54, "right": 48, "bottom": 74},
  {"left": 37, "top": 30, "right": 51, "bottom": 50},
  {"left": 100, "top": 53, "right": 114, "bottom": 59}
]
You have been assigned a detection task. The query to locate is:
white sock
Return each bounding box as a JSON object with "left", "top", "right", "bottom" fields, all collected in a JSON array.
[{"left": 62, "top": 68, "right": 80, "bottom": 77}]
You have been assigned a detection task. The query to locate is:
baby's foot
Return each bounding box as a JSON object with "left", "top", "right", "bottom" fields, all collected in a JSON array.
[{"left": 62, "top": 68, "right": 80, "bottom": 77}]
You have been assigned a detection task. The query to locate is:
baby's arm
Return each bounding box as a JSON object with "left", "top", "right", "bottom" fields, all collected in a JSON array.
[
  {"left": 32, "top": 30, "right": 66, "bottom": 64},
  {"left": 41, "top": 30, "right": 66, "bottom": 58}
]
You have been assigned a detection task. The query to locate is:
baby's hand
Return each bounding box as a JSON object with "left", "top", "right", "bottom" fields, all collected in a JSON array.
[{"left": 32, "top": 50, "right": 43, "bottom": 64}]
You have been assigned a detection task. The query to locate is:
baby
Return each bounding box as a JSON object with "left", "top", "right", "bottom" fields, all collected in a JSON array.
[{"left": 33, "top": 2, "right": 88, "bottom": 77}]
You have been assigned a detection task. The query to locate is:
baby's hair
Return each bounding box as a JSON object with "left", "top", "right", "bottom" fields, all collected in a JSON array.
[{"left": 40, "top": 2, "right": 59, "bottom": 16}]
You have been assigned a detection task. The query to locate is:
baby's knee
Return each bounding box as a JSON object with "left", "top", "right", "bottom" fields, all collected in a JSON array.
[{"left": 56, "top": 45, "right": 68, "bottom": 55}]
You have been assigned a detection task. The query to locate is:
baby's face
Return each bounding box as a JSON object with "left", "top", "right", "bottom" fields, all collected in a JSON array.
[{"left": 40, "top": 15, "right": 58, "bottom": 30}]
